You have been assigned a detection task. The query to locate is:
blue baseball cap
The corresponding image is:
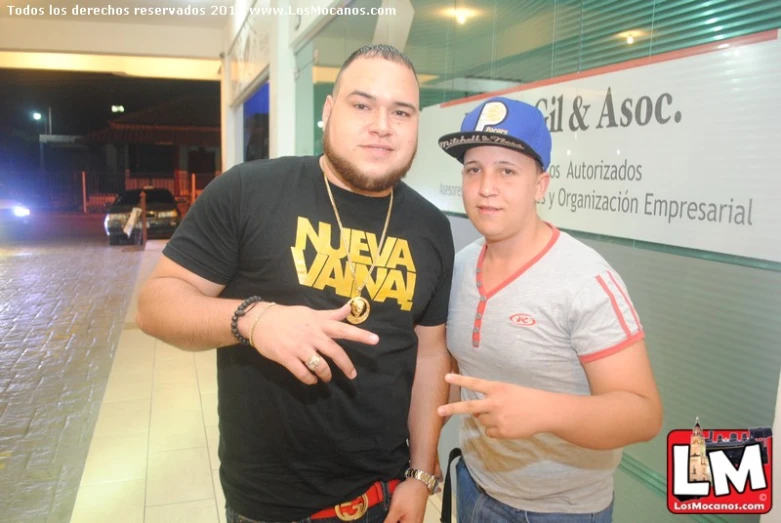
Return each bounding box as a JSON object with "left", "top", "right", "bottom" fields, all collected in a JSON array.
[{"left": 438, "top": 97, "right": 552, "bottom": 170}]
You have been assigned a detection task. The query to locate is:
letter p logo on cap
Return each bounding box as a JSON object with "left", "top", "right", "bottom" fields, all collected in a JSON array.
[{"left": 474, "top": 101, "right": 508, "bottom": 132}]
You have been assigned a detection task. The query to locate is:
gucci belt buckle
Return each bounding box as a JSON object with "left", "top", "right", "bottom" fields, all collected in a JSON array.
[{"left": 334, "top": 493, "right": 369, "bottom": 521}]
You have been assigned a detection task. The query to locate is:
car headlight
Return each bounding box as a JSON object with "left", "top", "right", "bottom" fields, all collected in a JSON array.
[
  {"left": 157, "top": 210, "right": 178, "bottom": 219},
  {"left": 13, "top": 206, "right": 30, "bottom": 217}
]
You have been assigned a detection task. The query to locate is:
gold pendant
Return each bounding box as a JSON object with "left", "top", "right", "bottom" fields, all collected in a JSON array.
[{"left": 347, "top": 296, "right": 370, "bottom": 324}]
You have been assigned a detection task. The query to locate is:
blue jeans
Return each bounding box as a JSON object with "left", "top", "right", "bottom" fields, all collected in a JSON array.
[
  {"left": 456, "top": 460, "right": 614, "bottom": 523},
  {"left": 225, "top": 481, "right": 393, "bottom": 523}
]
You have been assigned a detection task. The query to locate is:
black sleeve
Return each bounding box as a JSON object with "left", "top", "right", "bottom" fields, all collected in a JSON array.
[
  {"left": 415, "top": 216, "right": 455, "bottom": 327},
  {"left": 162, "top": 165, "right": 244, "bottom": 285}
]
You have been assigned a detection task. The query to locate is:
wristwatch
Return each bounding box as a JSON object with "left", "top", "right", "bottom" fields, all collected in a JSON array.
[{"left": 404, "top": 467, "right": 440, "bottom": 494}]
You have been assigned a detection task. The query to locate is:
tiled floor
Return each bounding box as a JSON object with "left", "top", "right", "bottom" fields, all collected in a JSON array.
[{"left": 69, "top": 242, "right": 444, "bottom": 523}]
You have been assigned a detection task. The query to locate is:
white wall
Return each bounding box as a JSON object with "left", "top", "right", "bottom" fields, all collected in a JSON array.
[
  {"left": 220, "top": 0, "right": 256, "bottom": 171},
  {"left": 0, "top": 18, "right": 223, "bottom": 59},
  {"left": 289, "top": 0, "right": 342, "bottom": 51},
  {"left": 221, "top": 0, "right": 332, "bottom": 166}
]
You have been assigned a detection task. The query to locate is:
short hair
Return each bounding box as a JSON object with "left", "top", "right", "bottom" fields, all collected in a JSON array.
[{"left": 333, "top": 44, "right": 418, "bottom": 94}]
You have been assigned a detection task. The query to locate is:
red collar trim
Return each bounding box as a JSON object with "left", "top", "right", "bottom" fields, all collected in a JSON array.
[{"left": 476, "top": 224, "right": 560, "bottom": 299}]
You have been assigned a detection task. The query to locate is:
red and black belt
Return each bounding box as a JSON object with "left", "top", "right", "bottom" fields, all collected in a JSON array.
[{"left": 311, "top": 479, "right": 401, "bottom": 521}]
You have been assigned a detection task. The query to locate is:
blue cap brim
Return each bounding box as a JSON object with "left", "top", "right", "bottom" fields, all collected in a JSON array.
[{"left": 438, "top": 131, "right": 545, "bottom": 168}]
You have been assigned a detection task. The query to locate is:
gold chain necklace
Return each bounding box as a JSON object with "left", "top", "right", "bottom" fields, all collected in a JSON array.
[{"left": 323, "top": 170, "right": 393, "bottom": 324}]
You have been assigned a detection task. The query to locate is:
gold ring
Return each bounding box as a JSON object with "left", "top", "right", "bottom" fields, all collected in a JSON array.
[{"left": 305, "top": 354, "right": 322, "bottom": 372}]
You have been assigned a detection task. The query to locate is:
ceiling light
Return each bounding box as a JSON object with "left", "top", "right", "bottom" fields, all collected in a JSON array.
[
  {"left": 443, "top": 7, "right": 477, "bottom": 24},
  {"left": 617, "top": 29, "right": 648, "bottom": 45}
]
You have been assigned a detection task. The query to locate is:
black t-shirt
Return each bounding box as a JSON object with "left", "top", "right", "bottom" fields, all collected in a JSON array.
[{"left": 162, "top": 155, "right": 454, "bottom": 520}]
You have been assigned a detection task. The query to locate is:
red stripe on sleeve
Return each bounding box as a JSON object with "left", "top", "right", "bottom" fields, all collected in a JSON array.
[
  {"left": 607, "top": 271, "right": 640, "bottom": 331},
  {"left": 579, "top": 331, "right": 645, "bottom": 364},
  {"left": 596, "top": 275, "right": 631, "bottom": 338}
]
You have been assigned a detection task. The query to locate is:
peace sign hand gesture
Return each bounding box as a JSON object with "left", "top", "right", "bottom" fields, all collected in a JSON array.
[{"left": 436, "top": 373, "right": 558, "bottom": 440}]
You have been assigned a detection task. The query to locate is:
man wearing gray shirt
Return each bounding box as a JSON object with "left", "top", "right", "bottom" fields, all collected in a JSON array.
[{"left": 436, "top": 97, "right": 663, "bottom": 522}]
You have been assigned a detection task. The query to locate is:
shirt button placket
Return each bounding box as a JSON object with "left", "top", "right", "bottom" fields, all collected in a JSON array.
[{"left": 473, "top": 257, "right": 487, "bottom": 349}]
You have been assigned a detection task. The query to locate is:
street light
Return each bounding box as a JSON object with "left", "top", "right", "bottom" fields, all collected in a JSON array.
[
  {"left": 32, "top": 109, "right": 49, "bottom": 170},
  {"left": 32, "top": 108, "right": 52, "bottom": 134}
]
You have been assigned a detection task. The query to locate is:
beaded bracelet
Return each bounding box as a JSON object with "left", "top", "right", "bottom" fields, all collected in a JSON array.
[{"left": 230, "top": 296, "right": 264, "bottom": 345}]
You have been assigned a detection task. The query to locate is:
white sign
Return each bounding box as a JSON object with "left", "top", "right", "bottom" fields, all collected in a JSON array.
[
  {"left": 407, "top": 30, "right": 781, "bottom": 263},
  {"left": 123, "top": 207, "right": 142, "bottom": 238}
]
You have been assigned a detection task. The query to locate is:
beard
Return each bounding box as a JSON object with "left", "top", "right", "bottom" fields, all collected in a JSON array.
[{"left": 322, "top": 124, "right": 417, "bottom": 193}]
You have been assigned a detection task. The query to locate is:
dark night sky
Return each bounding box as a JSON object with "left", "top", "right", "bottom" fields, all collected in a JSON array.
[
  {"left": 0, "top": 69, "right": 220, "bottom": 136},
  {"left": 0, "top": 69, "right": 220, "bottom": 173}
]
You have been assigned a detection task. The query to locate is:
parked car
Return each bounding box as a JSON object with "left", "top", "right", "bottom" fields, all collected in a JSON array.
[
  {"left": 0, "top": 187, "right": 32, "bottom": 236},
  {"left": 104, "top": 187, "right": 181, "bottom": 245}
]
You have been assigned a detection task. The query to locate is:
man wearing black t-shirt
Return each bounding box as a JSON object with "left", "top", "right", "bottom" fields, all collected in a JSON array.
[{"left": 136, "top": 45, "right": 453, "bottom": 523}]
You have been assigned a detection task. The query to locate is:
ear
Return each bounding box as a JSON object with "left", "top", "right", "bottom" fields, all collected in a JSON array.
[
  {"left": 535, "top": 170, "right": 551, "bottom": 201},
  {"left": 321, "top": 95, "right": 334, "bottom": 127}
]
